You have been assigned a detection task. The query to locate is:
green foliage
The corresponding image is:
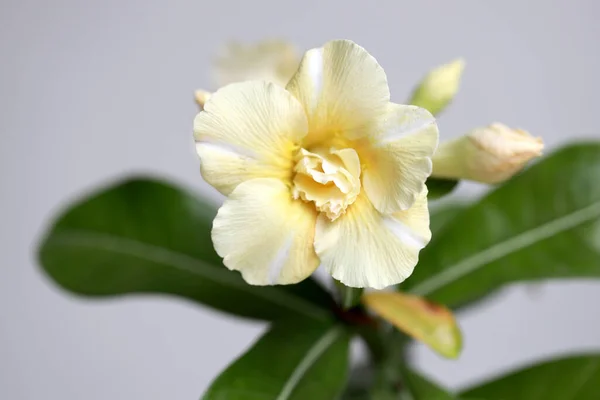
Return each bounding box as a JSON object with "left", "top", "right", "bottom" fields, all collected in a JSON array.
[
  {"left": 35, "top": 142, "right": 600, "bottom": 399},
  {"left": 461, "top": 354, "right": 600, "bottom": 400},
  {"left": 38, "top": 178, "right": 333, "bottom": 322},
  {"left": 402, "top": 370, "right": 455, "bottom": 400},
  {"left": 403, "top": 143, "right": 600, "bottom": 307},
  {"left": 203, "top": 319, "right": 350, "bottom": 400},
  {"left": 429, "top": 203, "right": 467, "bottom": 236},
  {"left": 427, "top": 178, "right": 459, "bottom": 200}
]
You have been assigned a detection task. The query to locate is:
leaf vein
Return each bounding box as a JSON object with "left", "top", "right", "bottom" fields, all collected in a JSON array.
[
  {"left": 410, "top": 201, "right": 600, "bottom": 296},
  {"left": 47, "top": 229, "right": 330, "bottom": 320},
  {"left": 275, "top": 326, "right": 343, "bottom": 400}
]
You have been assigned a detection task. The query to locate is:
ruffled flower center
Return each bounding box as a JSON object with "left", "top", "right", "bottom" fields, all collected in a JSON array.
[{"left": 292, "top": 147, "right": 361, "bottom": 221}]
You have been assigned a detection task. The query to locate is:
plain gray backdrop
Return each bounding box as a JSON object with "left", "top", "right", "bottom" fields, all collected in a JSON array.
[{"left": 1, "top": 0, "right": 599, "bottom": 398}]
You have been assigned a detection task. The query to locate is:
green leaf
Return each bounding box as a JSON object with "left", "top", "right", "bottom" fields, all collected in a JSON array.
[
  {"left": 461, "top": 354, "right": 600, "bottom": 400},
  {"left": 403, "top": 143, "right": 600, "bottom": 307},
  {"left": 402, "top": 369, "right": 455, "bottom": 400},
  {"left": 203, "top": 319, "right": 350, "bottom": 400},
  {"left": 38, "top": 178, "right": 333, "bottom": 321},
  {"left": 340, "top": 365, "right": 373, "bottom": 400},
  {"left": 367, "top": 331, "right": 456, "bottom": 400},
  {"left": 427, "top": 178, "right": 459, "bottom": 200},
  {"left": 429, "top": 203, "right": 467, "bottom": 236}
]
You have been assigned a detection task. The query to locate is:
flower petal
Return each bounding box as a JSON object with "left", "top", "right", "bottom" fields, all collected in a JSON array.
[
  {"left": 194, "top": 81, "right": 308, "bottom": 195},
  {"left": 212, "top": 178, "right": 320, "bottom": 285},
  {"left": 362, "top": 104, "right": 438, "bottom": 213},
  {"left": 286, "top": 39, "right": 390, "bottom": 146},
  {"left": 314, "top": 189, "right": 431, "bottom": 289}
]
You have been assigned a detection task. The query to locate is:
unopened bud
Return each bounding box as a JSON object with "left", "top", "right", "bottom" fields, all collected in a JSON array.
[
  {"left": 214, "top": 40, "right": 300, "bottom": 87},
  {"left": 195, "top": 40, "right": 299, "bottom": 110},
  {"left": 195, "top": 90, "right": 211, "bottom": 110},
  {"left": 432, "top": 123, "right": 544, "bottom": 184},
  {"left": 409, "top": 58, "right": 465, "bottom": 115}
]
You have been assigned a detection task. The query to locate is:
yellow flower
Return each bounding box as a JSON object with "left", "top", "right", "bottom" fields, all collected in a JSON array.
[
  {"left": 431, "top": 123, "right": 543, "bottom": 183},
  {"left": 195, "top": 40, "right": 300, "bottom": 110},
  {"left": 409, "top": 58, "right": 465, "bottom": 115},
  {"left": 194, "top": 40, "right": 439, "bottom": 289}
]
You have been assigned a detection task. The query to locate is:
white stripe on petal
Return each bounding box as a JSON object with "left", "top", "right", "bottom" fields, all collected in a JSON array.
[
  {"left": 268, "top": 234, "right": 295, "bottom": 284},
  {"left": 196, "top": 138, "right": 258, "bottom": 160},
  {"left": 380, "top": 118, "right": 437, "bottom": 144},
  {"left": 383, "top": 216, "right": 426, "bottom": 249},
  {"left": 377, "top": 105, "right": 437, "bottom": 145},
  {"left": 307, "top": 48, "right": 324, "bottom": 113}
]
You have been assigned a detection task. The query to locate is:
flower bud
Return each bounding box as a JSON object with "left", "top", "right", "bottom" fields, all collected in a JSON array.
[
  {"left": 214, "top": 40, "right": 300, "bottom": 87},
  {"left": 194, "top": 90, "right": 211, "bottom": 110},
  {"left": 409, "top": 58, "right": 465, "bottom": 115},
  {"left": 431, "top": 123, "right": 544, "bottom": 184},
  {"left": 195, "top": 40, "right": 299, "bottom": 110}
]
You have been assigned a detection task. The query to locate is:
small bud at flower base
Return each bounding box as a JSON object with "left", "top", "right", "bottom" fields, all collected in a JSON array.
[
  {"left": 195, "top": 90, "right": 211, "bottom": 110},
  {"left": 409, "top": 58, "right": 465, "bottom": 115},
  {"left": 431, "top": 123, "right": 544, "bottom": 184}
]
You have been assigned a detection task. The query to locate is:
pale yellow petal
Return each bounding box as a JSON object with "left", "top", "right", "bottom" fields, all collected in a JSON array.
[
  {"left": 212, "top": 178, "right": 319, "bottom": 285},
  {"left": 362, "top": 104, "right": 438, "bottom": 213},
  {"left": 194, "top": 81, "right": 308, "bottom": 195},
  {"left": 214, "top": 40, "right": 300, "bottom": 87},
  {"left": 314, "top": 188, "right": 431, "bottom": 289},
  {"left": 286, "top": 39, "right": 390, "bottom": 146},
  {"left": 391, "top": 187, "right": 431, "bottom": 245}
]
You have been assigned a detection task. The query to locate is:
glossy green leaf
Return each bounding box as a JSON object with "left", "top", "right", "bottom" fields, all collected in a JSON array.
[
  {"left": 404, "top": 143, "right": 600, "bottom": 307},
  {"left": 38, "top": 178, "right": 333, "bottom": 321},
  {"left": 203, "top": 320, "right": 350, "bottom": 400},
  {"left": 403, "top": 369, "right": 455, "bottom": 400},
  {"left": 429, "top": 203, "right": 467, "bottom": 236},
  {"left": 427, "top": 178, "right": 459, "bottom": 200},
  {"left": 461, "top": 354, "right": 600, "bottom": 400}
]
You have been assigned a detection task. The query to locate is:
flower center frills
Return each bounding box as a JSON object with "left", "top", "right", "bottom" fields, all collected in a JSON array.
[{"left": 292, "top": 147, "right": 361, "bottom": 221}]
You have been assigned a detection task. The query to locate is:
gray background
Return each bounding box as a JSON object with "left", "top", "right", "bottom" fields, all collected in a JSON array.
[{"left": 1, "top": 0, "right": 599, "bottom": 398}]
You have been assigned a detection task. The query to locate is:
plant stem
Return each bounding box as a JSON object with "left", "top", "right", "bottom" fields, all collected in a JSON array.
[{"left": 369, "top": 330, "right": 413, "bottom": 399}]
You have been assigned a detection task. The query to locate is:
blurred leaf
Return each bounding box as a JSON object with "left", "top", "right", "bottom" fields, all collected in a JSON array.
[
  {"left": 340, "top": 389, "right": 369, "bottom": 400},
  {"left": 367, "top": 332, "right": 456, "bottom": 400},
  {"left": 339, "top": 364, "right": 372, "bottom": 400},
  {"left": 404, "top": 143, "right": 600, "bottom": 307},
  {"left": 430, "top": 203, "right": 467, "bottom": 235},
  {"left": 203, "top": 319, "right": 350, "bottom": 400},
  {"left": 461, "top": 354, "right": 600, "bottom": 400},
  {"left": 427, "top": 178, "right": 459, "bottom": 200},
  {"left": 334, "top": 280, "right": 364, "bottom": 309},
  {"left": 403, "top": 369, "right": 455, "bottom": 400},
  {"left": 38, "top": 178, "right": 333, "bottom": 321},
  {"left": 362, "top": 292, "right": 462, "bottom": 358}
]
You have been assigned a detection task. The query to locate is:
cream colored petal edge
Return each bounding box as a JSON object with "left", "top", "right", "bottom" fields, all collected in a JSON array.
[
  {"left": 362, "top": 104, "right": 438, "bottom": 213},
  {"left": 212, "top": 178, "right": 320, "bottom": 285},
  {"left": 286, "top": 39, "right": 390, "bottom": 146},
  {"left": 194, "top": 81, "right": 308, "bottom": 195},
  {"left": 314, "top": 189, "right": 431, "bottom": 289}
]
